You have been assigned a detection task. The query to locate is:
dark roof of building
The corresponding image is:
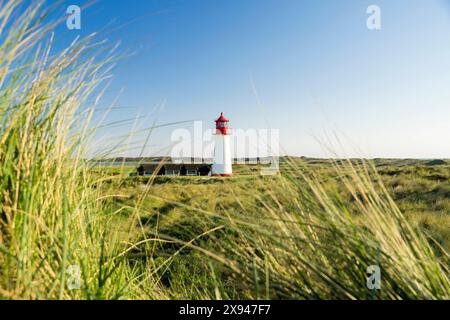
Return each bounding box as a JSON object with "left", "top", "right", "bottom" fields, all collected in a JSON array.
[
  {"left": 138, "top": 164, "right": 163, "bottom": 171},
  {"left": 164, "top": 164, "right": 181, "bottom": 170},
  {"left": 184, "top": 164, "right": 211, "bottom": 170}
]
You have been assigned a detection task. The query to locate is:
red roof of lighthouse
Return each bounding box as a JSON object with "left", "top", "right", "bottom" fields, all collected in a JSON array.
[{"left": 215, "top": 112, "right": 229, "bottom": 123}]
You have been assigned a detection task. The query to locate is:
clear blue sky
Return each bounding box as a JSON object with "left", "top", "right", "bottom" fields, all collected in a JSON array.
[{"left": 53, "top": 0, "right": 450, "bottom": 158}]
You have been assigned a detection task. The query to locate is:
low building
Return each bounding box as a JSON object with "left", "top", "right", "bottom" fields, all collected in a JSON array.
[{"left": 136, "top": 164, "right": 211, "bottom": 177}]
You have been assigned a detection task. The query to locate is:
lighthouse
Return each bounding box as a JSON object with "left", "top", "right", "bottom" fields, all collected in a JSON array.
[{"left": 212, "top": 112, "right": 232, "bottom": 176}]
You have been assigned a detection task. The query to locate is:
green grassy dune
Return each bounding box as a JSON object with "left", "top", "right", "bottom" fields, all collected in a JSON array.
[{"left": 1, "top": 1, "right": 449, "bottom": 300}]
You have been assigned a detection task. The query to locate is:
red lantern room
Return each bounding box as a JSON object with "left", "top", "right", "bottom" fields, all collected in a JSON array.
[{"left": 215, "top": 112, "right": 230, "bottom": 135}]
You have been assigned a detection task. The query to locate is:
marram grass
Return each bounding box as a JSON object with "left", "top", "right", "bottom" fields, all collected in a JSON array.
[{"left": 0, "top": 0, "right": 449, "bottom": 300}]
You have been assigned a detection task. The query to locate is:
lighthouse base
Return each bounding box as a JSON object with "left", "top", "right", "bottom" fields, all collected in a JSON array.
[{"left": 212, "top": 134, "right": 233, "bottom": 176}]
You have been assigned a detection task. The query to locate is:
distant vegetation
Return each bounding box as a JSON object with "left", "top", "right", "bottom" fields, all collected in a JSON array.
[{"left": 0, "top": 1, "right": 449, "bottom": 299}]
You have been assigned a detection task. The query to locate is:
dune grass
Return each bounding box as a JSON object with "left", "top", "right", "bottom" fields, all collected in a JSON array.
[
  {"left": 0, "top": 0, "right": 449, "bottom": 300},
  {"left": 0, "top": 0, "right": 135, "bottom": 299},
  {"left": 119, "top": 160, "right": 449, "bottom": 300}
]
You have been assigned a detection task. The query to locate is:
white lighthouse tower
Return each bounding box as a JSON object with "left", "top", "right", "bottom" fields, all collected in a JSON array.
[{"left": 212, "top": 112, "right": 232, "bottom": 176}]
